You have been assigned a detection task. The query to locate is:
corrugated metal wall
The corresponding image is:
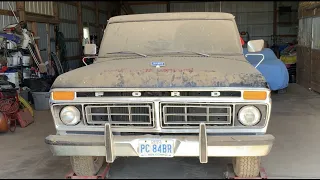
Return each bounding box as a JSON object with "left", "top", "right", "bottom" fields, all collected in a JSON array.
[
  {"left": 0, "top": 1, "right": 16, "bottom": 10},
  {"left": 82, "top": 8, "right": 96, "bottom": 24},
  {"left": 131, "top": 1, "right": 298, "bottom": 46},
  {"left": 99, "top": 12, "right": 108, "bottom": 25},
  {"left": 131, "top": 4, "right": 167, "bottom": 14},
  {"left": 0, "top": 1, "right": 18, "bottom": 30},
  {"left": 68, "top": 60, "right": 80, "bottom": 70},
  {"left": 36, "top": 23, "right": 49, "bottom": 62},
  {"left": 49, "top": 24, "right": 55, "bottom": 54},
  {"left": 25, "top": 1, "right": 54, "bottom": 16},
  {"left": 59, "top": 23, "right": 78, "bottom": 39},
  {"left": 98, "top": 1, "right": 107, "bottom": 10},
  {"left": 171, "top": 2, "right": 205, "bottom": 12},
  {"left": 58, "top": 2, "right": 81, "bottom": 70},
  {"left": 65, "top": 42, "right": 80, "bottom": 57},
  {"left": 82, "top": 1, "right": 95, "bottom": 8},
  {"left": 207, "top": 1, "right": 274, "bottom": 45},
  {"left": 298, "top": 18, "right": 313, "bottom": 47},
  {"left": 0, "top": 15, "right": 18, "bottom": 30},
  {"left": 312, "top": 17, "right": 320, "bottom": 49},
  {"left": 59, "top": 3, "right": 77, "bottom": 21},
  {"left": 297, "top": 1, "right": 320, "bottom": 93}
]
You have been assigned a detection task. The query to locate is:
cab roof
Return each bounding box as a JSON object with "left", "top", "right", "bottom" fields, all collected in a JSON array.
[{"left": 108, "top": 12, "right": 235, "bottom": 23}]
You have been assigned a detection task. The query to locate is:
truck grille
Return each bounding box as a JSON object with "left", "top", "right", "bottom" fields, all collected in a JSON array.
[
  {"left": 161, "top": 103, "right": 233, "bottom": 128},
  {"left": 84, "top": 103, "right": 153, "bottom": 127}
]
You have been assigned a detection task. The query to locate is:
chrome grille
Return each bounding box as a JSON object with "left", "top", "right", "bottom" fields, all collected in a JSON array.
[
  {"left": 161, "top": 103, "right": 232, "bottom": 128},
  {"left": 85, "top": 103, "right": 153, "bottom": 127}
]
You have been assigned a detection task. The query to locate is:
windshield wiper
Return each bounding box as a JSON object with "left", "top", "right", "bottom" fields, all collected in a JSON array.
[
  {"left": 165, "top": 50, "right": 210, "bottom": 57},
  {"left": 105, "top": 51, "right": 147, "bottom": 57}
]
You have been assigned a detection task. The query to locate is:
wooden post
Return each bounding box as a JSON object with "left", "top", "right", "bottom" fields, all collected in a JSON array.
[
  {"left": 273, "top": 1, "right": 279, "bottom": 57},
  {"left": 53, "top": 2, "right": 59, "bottom": 21},
  {"left": 95, "top": 1, "right": 100, "bottom": 45},
  {"left": 46, "top": 23, "right": 53, "bottom": 75},
  {"left": 16, "top": 1, "right": 25, "bottom": 22},
  {"left": 31, "top": 22, "right": 38, "bottom": 45},
  {"left": 77, "top": 2, "right": 83, "bottom": 55}
]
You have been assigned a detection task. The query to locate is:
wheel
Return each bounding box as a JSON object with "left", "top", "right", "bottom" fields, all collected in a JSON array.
[
  {"left": 70, "top": 156, "right": 104, "bottom": 176},
  {"left": 233, "top": 156, "right": 261, "bottom": 178}
]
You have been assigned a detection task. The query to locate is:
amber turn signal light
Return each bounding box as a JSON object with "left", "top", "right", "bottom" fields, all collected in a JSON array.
[
  {"left": 243, "top": 91, "right": 267, "bottom": 100},
  {"left": 52, "top": 91, "right": 75, "bottom": 100}
]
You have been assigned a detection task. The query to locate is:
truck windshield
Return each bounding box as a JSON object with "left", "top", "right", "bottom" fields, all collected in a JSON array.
[{"left": 99, "top": 19, "right": 242, "bottom": 58}]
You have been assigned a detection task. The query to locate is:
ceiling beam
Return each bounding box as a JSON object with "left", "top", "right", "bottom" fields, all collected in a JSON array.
[{"left": 127, "top": 1, "right": 168, "bottom": 6}]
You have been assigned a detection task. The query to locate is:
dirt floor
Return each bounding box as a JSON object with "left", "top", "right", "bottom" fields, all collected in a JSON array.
[{"left": 0, "top": 83, "right": 320, "bottom": 179}]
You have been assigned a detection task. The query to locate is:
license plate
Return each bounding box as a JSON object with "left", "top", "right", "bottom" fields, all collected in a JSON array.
[{"left": 138, "top": 139, "right": 174, "bottom": 157}]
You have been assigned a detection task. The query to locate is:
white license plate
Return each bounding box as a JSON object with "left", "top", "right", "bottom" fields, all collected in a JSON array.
[{"left": 138, "top": 139, "right": 174, "bottom": 157}]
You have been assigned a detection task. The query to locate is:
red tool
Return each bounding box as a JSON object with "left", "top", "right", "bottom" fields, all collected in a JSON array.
[
  {"left": 65, "top": 163, "right": 110, "bottom": 179},
  {"left": 16, "top": 108, "right": 34, "bottom": 128},
  {"left": 0, "top": 89, "right": 19, "bottom": 132}
]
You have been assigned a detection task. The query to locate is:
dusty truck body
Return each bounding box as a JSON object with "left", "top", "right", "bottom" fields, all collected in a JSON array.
[{"left": 46, "top": 12, "right": 274, "bottom": 178}]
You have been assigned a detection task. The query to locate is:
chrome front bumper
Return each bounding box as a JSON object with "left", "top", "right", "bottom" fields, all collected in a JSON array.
[{"left": 45, "top": 124, "right": 275, "bottom": 163}]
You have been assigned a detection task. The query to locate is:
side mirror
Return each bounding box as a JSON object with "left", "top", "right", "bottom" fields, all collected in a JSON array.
[
  {"left": 247, "top": 39, "right": 264, "bottom": 52},
  {"left": 84, "top": 44, "right": 97, "bottom": 55}
]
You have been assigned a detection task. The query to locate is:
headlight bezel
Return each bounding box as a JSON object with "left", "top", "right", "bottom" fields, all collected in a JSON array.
[
  {"left": 237, "top": 105, "right": 261, "bottom": 126},
  {"left": 234, "top": 104, "right": 268, "bottom": 127},
  {"left": 59, "top": 105, "right": 81, "bottom": 126}
]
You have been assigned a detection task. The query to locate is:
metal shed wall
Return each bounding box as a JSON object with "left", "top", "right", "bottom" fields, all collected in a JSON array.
[
  {"left": 0, "top": 1, "right": 16, "bottom": 10},
  {"left": 82, "top": 1, "right": 95, "bottom": 8},
  {"left": 297, "top": 1, "right": 320, "bottom": 93},
  {"left": 58, "top": 2, "right": 81, "bottom": 69},
  {"left": 131, "top": 4, "right": 167, "bottom": 14},
  {"left": 0, "top": 15, "right": 18, "bottom": 30},
  {"left": 98, "top": 1, "right": 108, "bottom": 10},
  {"left": 82, "top": 8, "right": 96, "bottom": 24},
  {"left": 131, "top": 1, "right": 298, "bottom": 46},
  {"left": 49, "top": 24, "right": 55, "bottom": 54},
  {"left": 99, "top": 12, "right": 108, "bottom": 25},
  {"left": 25, "top": 1, "right": 54, "bottom": 16},
  {"left": 36, "top": 23, "right": 49, "bottom": 63},
  {"left": 0, "top": 1, "right": 18, "bottom": 30},
  {"left": 58, "top": 3, "right": 77, "bottom": 21}
]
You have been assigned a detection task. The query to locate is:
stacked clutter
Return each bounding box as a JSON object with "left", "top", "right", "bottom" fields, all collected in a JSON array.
[
  {"left": 0, "top": 23, "right": 56, "bottom": 114},
  {"left": 287, "top": 64, "right": 296, "bottom": 83},
  {"left": 280, "top": 44, "right": 297, "bottom": 83}
]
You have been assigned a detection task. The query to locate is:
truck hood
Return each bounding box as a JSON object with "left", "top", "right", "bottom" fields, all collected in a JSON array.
[{"left": 51, "top": 56, "right": 267, "bottom": 89}]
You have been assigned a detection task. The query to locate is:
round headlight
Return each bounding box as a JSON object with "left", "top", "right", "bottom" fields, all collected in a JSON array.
[
  {"left": 59, "top": 106, "right": 81, "bottom": 125},
  {"left": 238, "top": 106, "right": 261, "bottom": 126}
]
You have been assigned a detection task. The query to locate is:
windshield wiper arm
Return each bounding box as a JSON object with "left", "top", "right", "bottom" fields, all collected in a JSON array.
[
  {"left": 105, "top": 51, "right": 147, "bottom": 57},
  {"left": 167, "top": 51, "right": 210, "bottom": 57}
]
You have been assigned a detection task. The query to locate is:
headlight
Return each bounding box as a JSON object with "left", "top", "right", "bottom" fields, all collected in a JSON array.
[
  {"left": 238, "top": 105, "right": 261, "bottom": 126},
  {"left": 59, "top": 106, "right": 81, "bottom": 125}
]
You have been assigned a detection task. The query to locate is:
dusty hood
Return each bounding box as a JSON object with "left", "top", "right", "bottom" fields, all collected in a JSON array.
[{"left": 51, "top": 56, "right": 267, "bottom": 89}]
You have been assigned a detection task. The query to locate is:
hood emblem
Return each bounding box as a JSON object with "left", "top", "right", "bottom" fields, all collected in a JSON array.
[{"left": 151, "top": 62, "right": 165, "bottom": 68}]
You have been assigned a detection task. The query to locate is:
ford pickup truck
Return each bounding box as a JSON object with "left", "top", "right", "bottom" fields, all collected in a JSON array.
[{"left": 45, "top": 12, "right": 274, "bottom": 178}]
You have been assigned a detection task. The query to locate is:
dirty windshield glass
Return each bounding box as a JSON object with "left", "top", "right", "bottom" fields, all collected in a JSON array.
[{"left": 99, "top": 20, "right": 242, "bottom": 58}]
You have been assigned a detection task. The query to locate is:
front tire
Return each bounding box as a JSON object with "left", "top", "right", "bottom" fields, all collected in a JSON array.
[
  {"left": 233, "top": 156, "right": 261, "bottom": 178},
  {"left": 70, "top": 156, "right": 104, "bottom": 176}
]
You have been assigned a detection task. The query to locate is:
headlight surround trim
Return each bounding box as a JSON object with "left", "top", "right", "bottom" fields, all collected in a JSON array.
[
  {"left": 59, "top": 105, "right": 81, "bottom": 125},
  {"left": 238, "top": 105, "right": 261, "bottom": 126}
]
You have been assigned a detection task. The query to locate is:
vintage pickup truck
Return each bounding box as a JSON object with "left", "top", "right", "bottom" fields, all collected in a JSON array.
[{"left": 45, "top": 12, "right": 274, "bottom": 178}]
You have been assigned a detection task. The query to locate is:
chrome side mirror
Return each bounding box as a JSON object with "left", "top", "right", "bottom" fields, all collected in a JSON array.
[
  {"left": 84, "top": 44, "right": 97, "bottom": 55},
  {"left": 247, "top": 39, "right": 264, "bottom": 52}
]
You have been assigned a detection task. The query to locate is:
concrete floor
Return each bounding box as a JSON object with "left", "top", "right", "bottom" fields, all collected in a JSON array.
[{"left": 0, "top": 83, "right": 320, "bottom": 179}]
